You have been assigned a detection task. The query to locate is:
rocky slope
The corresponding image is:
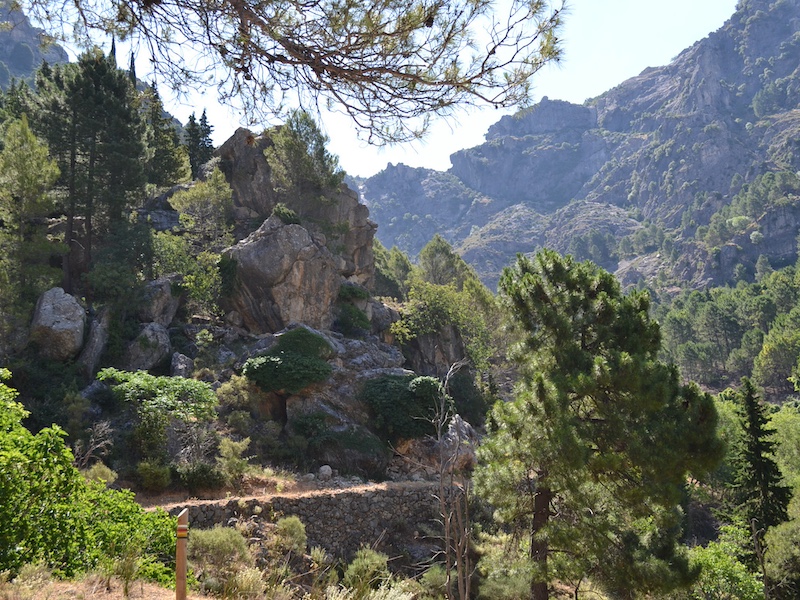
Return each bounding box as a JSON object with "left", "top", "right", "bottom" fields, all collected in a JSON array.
[
  {"left": 0, "top": 1, "right": 68, "bottom": 88},
  {"left": 359, "top": 0, "right": 800, "bottom": 290}
]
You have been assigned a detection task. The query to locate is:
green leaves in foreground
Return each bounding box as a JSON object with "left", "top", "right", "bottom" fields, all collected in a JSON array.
[{"left": 0, "top": 369, "right": 175, "bottom": 578}]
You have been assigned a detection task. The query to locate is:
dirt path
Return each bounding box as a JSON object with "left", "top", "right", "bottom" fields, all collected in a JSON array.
[{"left": 145, "top": 479, "right": 438, "bottom": 512}]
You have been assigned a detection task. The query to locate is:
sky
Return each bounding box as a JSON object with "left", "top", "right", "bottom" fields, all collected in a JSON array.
[{"left": 87, "top": 0, "right": 740, "bottom": 178}]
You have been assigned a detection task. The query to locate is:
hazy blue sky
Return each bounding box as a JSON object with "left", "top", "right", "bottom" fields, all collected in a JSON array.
[{"left": 117, "top": 0, "right": 739, "bottom": 177}]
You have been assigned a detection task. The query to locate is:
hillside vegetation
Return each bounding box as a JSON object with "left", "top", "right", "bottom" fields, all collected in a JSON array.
[{"left": 1, "top": 1, "right": 800, "bottom": 598}]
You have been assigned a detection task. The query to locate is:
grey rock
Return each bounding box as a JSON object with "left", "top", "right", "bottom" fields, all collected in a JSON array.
[
  {"left": 139, "top": 276, "right": 182, "bottom": 326},
  {"left": 30, "top": 288, "right": 86, "bottom": 361},
  {"left": 124, "top": 323, "right": 171, "bottom": 372},
  {"left": 77, "top": 307, "right": 111, "bottom": 378},
  {"left": 222, "top": 216, "right": 341, "bottom": 333},
  {"left": 171, "top": 352, "right": 194, "bottom": 378},
  {"left": 318, "top": 465, "right": 333, "bottom": 481}
]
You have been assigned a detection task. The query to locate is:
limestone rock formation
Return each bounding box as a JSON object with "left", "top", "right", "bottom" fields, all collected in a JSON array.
[
  {"left": 217, "top": 127, "right": 376, "bottom": 286},
  {"left": 30, "top": 287, "right": 86, "bottom": 361},
  {"left": 222, "top": 216, "right": 341, "bottom": 333},
  {"left": 402, "top": 325, "right": 468, "bottom": 378},
  {"left": 123, "top": 323, "right": 171, "bottom": 372}
]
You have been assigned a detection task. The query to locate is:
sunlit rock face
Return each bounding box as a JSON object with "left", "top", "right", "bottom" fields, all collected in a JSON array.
[{"left": 30, "top": 287, "right": 86, "bottom": 361}]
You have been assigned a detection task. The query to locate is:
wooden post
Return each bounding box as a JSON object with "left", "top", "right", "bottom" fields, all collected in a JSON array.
[{"left": 176, "top": 508, "right": 189, "bottom": 600}]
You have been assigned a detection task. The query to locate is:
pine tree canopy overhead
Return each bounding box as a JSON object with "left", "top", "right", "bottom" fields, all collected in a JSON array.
[{"left": 18, "top": 0, "right": 564, "bottom": 143}]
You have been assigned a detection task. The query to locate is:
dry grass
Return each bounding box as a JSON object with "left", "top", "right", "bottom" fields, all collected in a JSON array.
[{"left": 0, "top": 572, "right": 208, "bottom": 600}]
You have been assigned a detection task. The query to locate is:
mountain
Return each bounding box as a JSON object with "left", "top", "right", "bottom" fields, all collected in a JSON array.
[
  {"left": 359, "top": 0, "right": 800, "bottom": 290},
  {"left": 0, "top": 1, "right": 68, "bottom": 88}
]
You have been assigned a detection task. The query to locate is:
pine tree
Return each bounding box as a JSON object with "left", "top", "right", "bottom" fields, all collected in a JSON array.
[
  {"left": 475, "top": 250, "right": 724, "bottom": 600},
  {"left": 0, "top": 115, "right": 60, "bottom": 346},
  {"left": 144, "top": 83, "right": 189, "bottom": 187},
  {"left": 184, "top": 109, "right": 213, "bottom": 179},
  {"left": 29, "top": 50, "right": 146, "bottom": 292},
  {"left": 733, "top": 377, "right": 792, "bottom": 538}
]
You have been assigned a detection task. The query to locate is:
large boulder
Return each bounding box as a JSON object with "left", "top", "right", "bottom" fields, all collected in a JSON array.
[
  {"left": 222, "top": 216, "right": 341, "bottom": 334},
  {"left": 402, "top": 324, "right": 469, "bottom": 378},
  {"left": 138, "top": 276, "right": 183, "bottom": 326},
  {"left": 123, "top": 323, "right": 171, "bottom": 372},
  {"left": 30, "top": 287, "right": 86, "bottom": 361}
]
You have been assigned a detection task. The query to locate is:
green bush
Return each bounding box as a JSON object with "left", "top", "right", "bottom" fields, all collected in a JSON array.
[
  {"left": 274, "top": 326, "right": 334, "bottom": 359},
  {"left": 98, "top": 368, "right": 218, "bottom": 462},
  {"left": 272, "top": 202, "right": 301, "bottom": 224},
  {"left": 275, "top": 516, "right": 307, "bottom": 554},
  {"left": 216, "top": 436, "right": 252, "bottom": 489},
  {"left": 342, "top": 548, "right": 391, "bottom": 593},
  {"left": 0, "top": 370, "right": 177, "bottom": 578},
  {"left": 188, "top": 525, "right": 254, "bottom": 594},
  {"left": 338, "top": 283, "right": 370, "bottom": 302},
  {"left": 176, "top": 461, "right": 224, "bottom": 493},
  {"left": 81, "top": 462, "right": 118, "bottom": 486},
  {"left": 137, "top": 460, "right": 172, "bottom": 492},
  {"left": 216, "top": 374, "right": 267, "bottom": 412},
  {"left": 243, "top": 350, "right": 332, "bottom": 395},
  {"left": 335, "top": 302, "right": 371, "bottom": 336},
  {"left": 360, "top": 375, "right": 448, "bottom": 443},
  {"left": 448, "top": 371, "right": 490, "bottom": 426}
]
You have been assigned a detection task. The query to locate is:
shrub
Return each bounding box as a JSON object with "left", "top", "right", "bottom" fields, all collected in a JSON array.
[
  {"left": 342, "top": 548, "right": 391, "bottom": 594},
  {"left": 274, "top": 327, "right": 334, "bottom": 359},
  {"left": 360, "top": 375, "right": 448, "bottom": 443},
  {"left": 176, "top": 461, "right": 224, "bottom": 493},
  {"left": 188, "top": 525, "right": 253, "bottom": 592},
  {"left": 98, "top": 368, "right": 217, "bottom": 462},
  {"left": 81, "top": 462, "right": 118, "bottom": 486},
  {"left": 338, "top": 283, "right": 370, "bottom": 302},
  {"left": 1, "top": 368, "right": 177, "bottom": 579},
  {"left": 216, "top": 436, "right": 253, "bottom": 489},
  {"left": 136, "top": 460, "right": 172, "bottom": 492},
  {"left": 275, "top": 516, "right": 307, "bottom": 555},
  {"left": 216, "top": 374, "right": 267, "bottom": 412},
  {"left": 272, "top": 202, "right": 301, "bottom": 224},
  {"left": 243, "top": 350, "right": 332, "bottom": 395},
  {"left": 335, "top": 303, "right": 371, "bottom": 336},
  {"left": 448, "top": 371, "right": 490, "bottom": 426}
]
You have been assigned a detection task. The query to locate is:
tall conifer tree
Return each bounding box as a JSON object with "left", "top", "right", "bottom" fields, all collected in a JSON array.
[{"left": 733, "top": 378, "right": 792, "bottom": 537}]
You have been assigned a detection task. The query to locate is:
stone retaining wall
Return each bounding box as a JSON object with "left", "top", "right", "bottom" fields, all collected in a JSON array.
[{"left": 167, "top": 482, "right": 441, "bottom": 558}]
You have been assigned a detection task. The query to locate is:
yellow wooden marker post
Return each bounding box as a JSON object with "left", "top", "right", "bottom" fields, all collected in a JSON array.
[{"left": 176, "top": 508, "right": 189, "bottom": 600}]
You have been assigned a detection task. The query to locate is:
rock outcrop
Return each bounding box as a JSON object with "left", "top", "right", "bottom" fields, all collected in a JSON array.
[
  {"left": 138, "top": 276, "right": 183, "bottom": 327},
  {"left": 77, "top": 308, "right": 111, "bottom": 378},
  {"left": 123, "top": 323, "right": 172, "bottom": 372},
  {"left": 222, "top": 216, "right": 341, "bottom": 334},
  {"left": 30, "top": 288, "right": 86, "bottom": 361},
  {"left": 217, "top": 127, "right": 376, "bottom": 287}
]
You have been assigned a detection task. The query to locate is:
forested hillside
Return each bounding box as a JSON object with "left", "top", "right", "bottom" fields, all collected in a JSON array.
[{"left": 361, "top": 0, "right": 800, "bottom": 292}]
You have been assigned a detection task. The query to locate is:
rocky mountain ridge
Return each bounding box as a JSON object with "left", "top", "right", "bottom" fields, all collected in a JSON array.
[{"left": 360, "top": 0, "right": 800, "bottom": 290}]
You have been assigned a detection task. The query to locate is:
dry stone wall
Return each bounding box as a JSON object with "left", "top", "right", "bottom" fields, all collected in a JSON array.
[{"left": 169, "top": 482, "right": 440, "bottom": 558}]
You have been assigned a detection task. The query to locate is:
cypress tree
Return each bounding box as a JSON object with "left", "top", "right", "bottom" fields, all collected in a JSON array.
[{"left": 733, "top": 377, "right": 792, "bottom": 538}]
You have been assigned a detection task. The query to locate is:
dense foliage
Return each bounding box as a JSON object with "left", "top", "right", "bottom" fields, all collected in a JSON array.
[
  {"left": 0, "top": 369, "right": 176, "bottom": 578},
  {"left": 359, "top": 374, "right": 448, "bottom": 443},
  {"left": 242, "top": 327, "right": 334, "bottom": 395}
]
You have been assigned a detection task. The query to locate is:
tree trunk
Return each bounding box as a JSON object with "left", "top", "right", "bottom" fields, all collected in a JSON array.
[{"left": 530, "top": 487, "right": 552, "bottom": 600}]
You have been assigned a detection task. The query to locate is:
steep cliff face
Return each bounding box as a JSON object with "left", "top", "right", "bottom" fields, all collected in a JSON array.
[{"left": 361, "top": 0, "right": 800, "bottom": 289}]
